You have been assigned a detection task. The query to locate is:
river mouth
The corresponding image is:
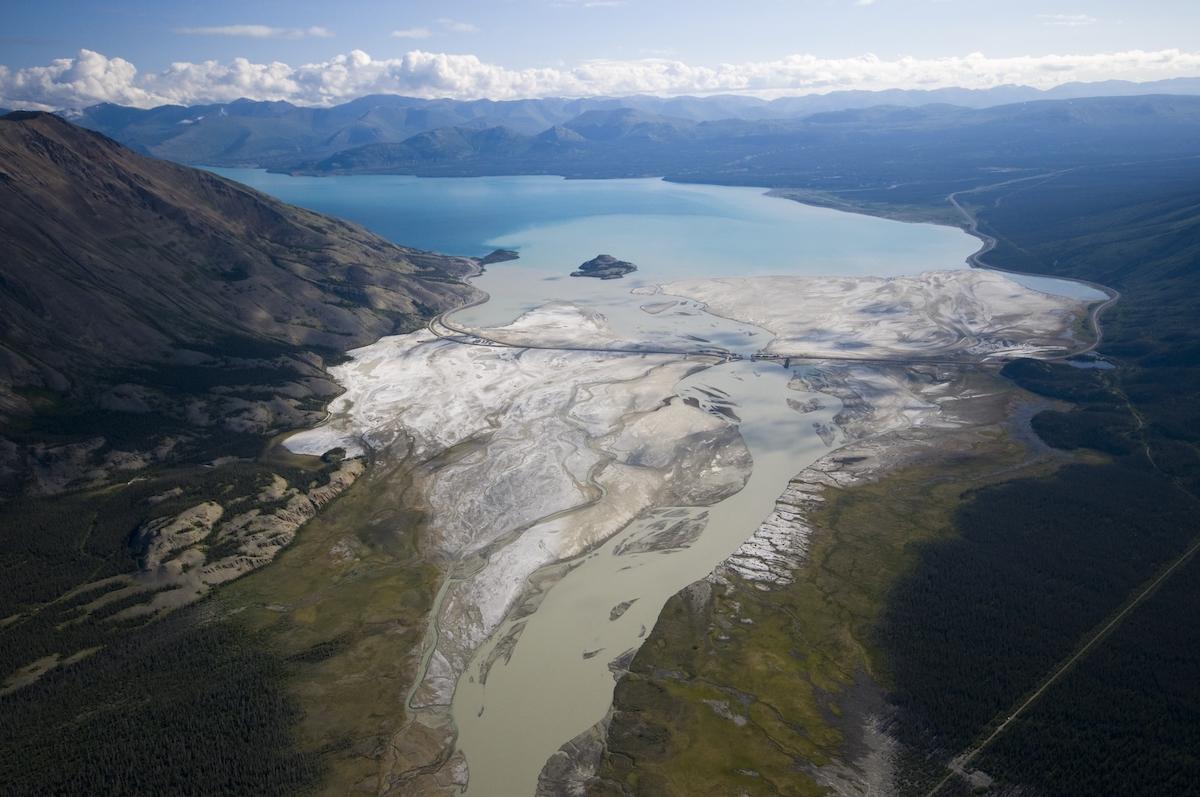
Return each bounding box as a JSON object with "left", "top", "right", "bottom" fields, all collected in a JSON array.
[{"left": 234, "top": 171, "right": 1103, "bottom": 795}]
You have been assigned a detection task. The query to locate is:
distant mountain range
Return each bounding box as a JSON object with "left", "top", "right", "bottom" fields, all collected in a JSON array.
[
  {"left": 61, "top": 77, "right": 1200, "bottom": 170},
  {"left": 266, "top": 96, "right": 1200, "bottom": 207}
]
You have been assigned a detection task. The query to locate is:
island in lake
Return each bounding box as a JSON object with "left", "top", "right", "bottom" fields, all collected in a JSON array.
[{"left": 571, "top": 253, "right": 637, "bottom": 279}]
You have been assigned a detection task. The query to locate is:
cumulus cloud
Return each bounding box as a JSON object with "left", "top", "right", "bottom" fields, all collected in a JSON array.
[
  {"left": 3, "top": 47, "right": 1200, "bottom": 109},
  {"left": 0, "top": 50, "right": 159, "bottom": 109},
  {"left": 1037, "top": 13, "right": 1098, "bottom": 27},
  {"left": 174, "top": 25, "right": 334, "bottom": 39},
  {"left": 391, "top": 27, "right": 433, "bottom": 39}
]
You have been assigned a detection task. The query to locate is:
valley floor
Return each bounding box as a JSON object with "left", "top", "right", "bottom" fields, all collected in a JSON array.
[{"left": 276, "top": 266, "right": 1097, "bottom": 795}]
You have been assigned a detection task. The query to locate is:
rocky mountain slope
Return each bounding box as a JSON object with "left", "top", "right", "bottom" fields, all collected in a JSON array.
[
  {"left": 0, "top": 111, "right": 475, "bottom": 415},
  {"left": 0, "top": 111, "right": 478, "bottom": 501}
]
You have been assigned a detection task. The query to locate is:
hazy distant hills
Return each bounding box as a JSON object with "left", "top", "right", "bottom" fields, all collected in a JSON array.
[
  {"left": 0, "top": 112, "right": 474, "bottom": 415},
  {"left": 62, "top": 77, "right": 1200, "bottom": 169},
  {"left": 64, "top": 95, "right": 622, "bottom": 168},
  {"left": 278, "top": 96, "right": 1200, "bottom": 199}
]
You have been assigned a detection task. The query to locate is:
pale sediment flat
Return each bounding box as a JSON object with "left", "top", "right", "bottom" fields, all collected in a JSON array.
[
  {"left": 286, "top": 305, "right": 754, "bottom": 733},
  {"left": 454, "top": 295, "right": 771, "bottom": 355},
  {"left": 280, "top": 267, "right": 1097, "bottom": 797},
  {"left": 664, "top": 270, "right": 1085, "bottom": 360},
  {"left": 456, "top": 358, "right": 844, "bottom": 797}
]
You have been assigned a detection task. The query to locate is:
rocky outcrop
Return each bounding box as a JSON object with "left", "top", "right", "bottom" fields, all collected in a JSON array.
[
  {"left": 537, "top": 712, "right": 613, "bottom": 797},
  {"left": 571, "top": 254, "right": 637, "bottom": 280},
  {"left": 137, "top": 501, "right": 224, "bottom": 570},
  {"left": 78, "top": 458, "right": 368, "bottom": 622}
]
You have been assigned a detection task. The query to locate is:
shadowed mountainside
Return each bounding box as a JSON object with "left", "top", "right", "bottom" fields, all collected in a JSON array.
[
  {"left": 0, "top": 113, "right": 479, "bottom": 795},
  {"left": 0, "top": 110, "right": 482, "bottom": 506},
  {"left": 0, "top": 111, "right": 476, "bottom": 417}
]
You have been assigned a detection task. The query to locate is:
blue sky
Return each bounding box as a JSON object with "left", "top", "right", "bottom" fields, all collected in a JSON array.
[{"left": 3, "top": 0, "right": 1200, "bottom": 107}]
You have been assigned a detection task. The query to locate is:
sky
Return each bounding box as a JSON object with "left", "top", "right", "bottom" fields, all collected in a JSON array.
[{"left": 2, "top": 0, "right": 1200, "bottom": 108}]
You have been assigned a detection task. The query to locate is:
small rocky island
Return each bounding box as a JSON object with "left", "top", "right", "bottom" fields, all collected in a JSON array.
[
  {"left": 571, "top": 253, "right": 637, "bottom": 280},
  {"left": 478, "top": 248, "right": 520, "bottom": 266}
]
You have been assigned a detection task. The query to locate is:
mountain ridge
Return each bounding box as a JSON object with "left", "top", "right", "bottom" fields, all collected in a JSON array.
[
  {"left": 271, "top": 94, "right": 1200, "bottom": 184},
  {"left": 56, "top": 76, "right": 1200, "bottom": 169}
]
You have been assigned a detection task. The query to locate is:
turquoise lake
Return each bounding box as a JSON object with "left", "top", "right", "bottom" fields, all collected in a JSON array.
[
  {"left": 211, "top": 170, "right": 1105, "bottom": 326},
  {"left": 212, "top": 170, "right": 973, "bottom": 274}
]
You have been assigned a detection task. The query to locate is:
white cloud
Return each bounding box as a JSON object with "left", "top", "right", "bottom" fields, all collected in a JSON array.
[
  {"left": 855, "top": 0, "right": 879, "bottom": 7},
  {"left": 0, "top": 50, "right": 158, "bottom": 109},
  {"left": 4, "top": 47, "right": 1200, "bottom": 110},
  {"left": 391, "top": 27, "right": 433, "bottom": 39},
  {"left": 1037, "top": 13, "right": 1098, "bottom": 27},
  {"left": 175, "top": 25, "right": 333, "bottom": 39},
  {"left": 437, "top": 18, "right": 480, "bottom": 33}
]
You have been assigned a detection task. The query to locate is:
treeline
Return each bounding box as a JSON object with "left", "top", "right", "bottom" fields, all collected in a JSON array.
[
  {"left": 1001, "top": 358, "right": 1139, "bottom": 456},
  {"left": 0, "top": 458, "right": 345, "bottom": 797},
  {"left": 876, "top": 463, "right": 1198, "bottom": 752},
  {"left": 0, "top": 608, "right": 323, "bottom": 796},
  {"left": 0, "top": 337, "right": 348, "bottom": 794},
  {"left": 0, "top": 457, "right": 334, "bottom": 676},
  {"left": 874, "top": 156, "right": 1200, "bottom": 794},
  {"left": 978, "top": 551, "right": 1200, "bottom": 796}
]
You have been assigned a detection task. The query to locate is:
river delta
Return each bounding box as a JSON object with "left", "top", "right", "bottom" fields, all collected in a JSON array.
[{"left": 222, "top": 172, "right": 1105, "bottom": 795}]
